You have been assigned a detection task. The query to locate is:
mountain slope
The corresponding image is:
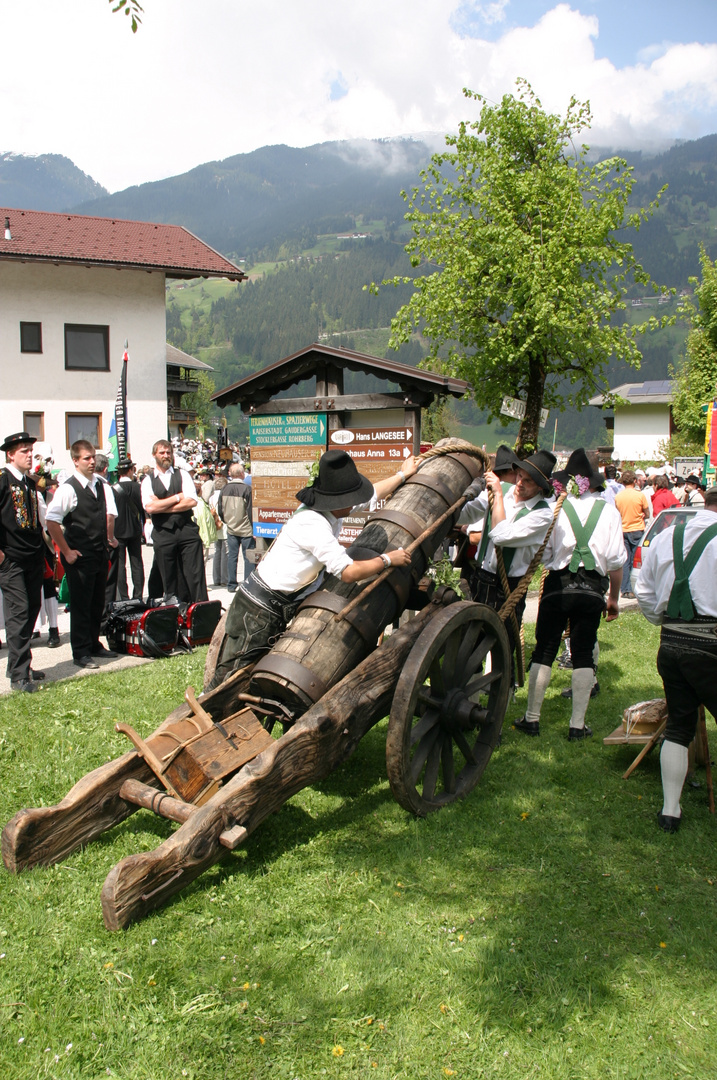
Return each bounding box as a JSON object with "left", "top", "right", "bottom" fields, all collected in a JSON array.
[{"left": 0, "top": 152, "right": 107, "bottom": 211}]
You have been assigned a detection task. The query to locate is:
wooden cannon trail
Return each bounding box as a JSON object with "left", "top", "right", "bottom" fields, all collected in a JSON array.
[{"left": 2, "top": 441, "right": 522, "bottom": 930}]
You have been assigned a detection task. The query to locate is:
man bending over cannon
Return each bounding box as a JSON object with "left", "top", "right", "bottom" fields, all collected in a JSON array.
[{"left": 206, "top": 450, "right": 414, "bottom": 689}]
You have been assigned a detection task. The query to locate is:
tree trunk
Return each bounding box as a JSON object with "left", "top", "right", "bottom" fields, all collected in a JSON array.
[{"left": 516, "top": 359, "right": 546, "bottom": 455}]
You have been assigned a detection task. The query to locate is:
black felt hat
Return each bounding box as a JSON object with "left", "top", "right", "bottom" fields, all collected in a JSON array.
[
  {"left": 553, "top": 448, "right": 604, "bottom": 492},
  {"left": 513, "top": 449, "right": 556, "bottom": 493},
  {"left": 296, "top": 449, "right": 374, "bottom": 511},
  {"left": 493, "top": 444, "right": 517, "bottom": 475},
  {"left": 1, "top": 431, "right": 37, "bottom": 454},
  {"left": 117, "top": 456, "right": 135, "bottom": 470},
  {"left": 684, "top": 474, "right": 702, "bottom": 486}
]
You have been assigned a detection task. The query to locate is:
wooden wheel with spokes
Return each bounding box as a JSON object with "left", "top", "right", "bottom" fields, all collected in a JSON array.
[{"left": 386, "top": 602, "right": 511, "bottom": 816}]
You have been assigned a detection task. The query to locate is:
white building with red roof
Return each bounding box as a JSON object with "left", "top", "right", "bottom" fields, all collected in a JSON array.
[{"left": 0, "top": 208, "right": 245, "bottom": 468}]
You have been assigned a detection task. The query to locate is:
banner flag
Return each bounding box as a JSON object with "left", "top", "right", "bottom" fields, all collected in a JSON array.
[
  {"left": 108, "top": 342, "right": 129, "bottom": 472},
  {"left": 709, "top": 397, "right": 717, "bottom": 468}
]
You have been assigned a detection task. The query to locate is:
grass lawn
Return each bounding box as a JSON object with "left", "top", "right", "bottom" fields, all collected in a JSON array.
[{"left": 1, "top": 613, "right": 716, "bottom": 1079}]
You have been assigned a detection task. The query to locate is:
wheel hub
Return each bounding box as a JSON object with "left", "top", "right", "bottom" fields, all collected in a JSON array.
[{"left": 439, "top": 687, "right": 487, "bottom": 733}]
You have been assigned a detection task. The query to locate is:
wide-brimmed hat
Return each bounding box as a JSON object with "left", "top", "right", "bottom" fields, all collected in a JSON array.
[
  {"left": 553, "top": 448, "right": 604, "bottom": 492},
  {"left": 1, "top": 431, "right": 37, "bottom": 454},
  {"left": 493, "top": 444, "right": 517, "bottom": 475},
  {"left": 296, "top": 449, "right": 374, "bottom": 511},
  {"left": 513, "top": 449, "right": 556, "bottom": 493},
  {"left": 684, "top": 474, "right": 702, "bottom": 486}
]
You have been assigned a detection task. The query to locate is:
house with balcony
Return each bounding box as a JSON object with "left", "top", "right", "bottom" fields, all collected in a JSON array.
[
  {"left": 0, "top": 208, "right": 244, "bottom": 469},
  {"left": 166, "top": 343, "right": 214, "bottom": 438}
]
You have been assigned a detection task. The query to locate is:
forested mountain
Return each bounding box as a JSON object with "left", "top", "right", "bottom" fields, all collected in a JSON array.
[{"left": 0, "top": 153, "right": 107, "bottom": 211}]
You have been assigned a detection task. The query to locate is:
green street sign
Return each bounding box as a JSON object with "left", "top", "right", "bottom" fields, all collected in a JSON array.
[{"left": 249, "top": 413, "right": 327, "bottom": 447}]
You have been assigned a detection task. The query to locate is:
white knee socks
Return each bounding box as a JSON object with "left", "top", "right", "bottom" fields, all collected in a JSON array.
[
  {"left": 526, "top": 664, "right": 552, "bottom": 724},
  {"left": 570, "top": 668, "right": 594, "bottom": 730},
  {"left": 660, "top": 740, "right": 688, "bottom": 819},
  {"left": 45, "top": 596, "right": 59, "bottom": 630}
]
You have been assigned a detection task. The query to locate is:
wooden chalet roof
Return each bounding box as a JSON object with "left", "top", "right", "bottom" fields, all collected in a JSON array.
[
  {"left": 213, "top": 342, "right": 469, "bottom": 410},
  {"left": 166, "top": 343, "right": 213, "bottom": 372},
  {"left": 589, "top": 380, "right": 675, "bottom": 407},
  {"left": 0, "top": 207, "right": 246, "bottom": 281}
]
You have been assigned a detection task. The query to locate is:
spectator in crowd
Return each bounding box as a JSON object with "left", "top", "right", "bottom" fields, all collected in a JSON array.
[
  {"left": 0, "top": 431, "right": 47, "bottom": 692},
  {"left": 684, "top": 474, "right": 706, "bottom": 508},
  {"left": 112, "top": 458, "right": 145, "bottom": 601},
  {"left": 602, "top": 464, "right": 624, "bottom": 506},
  {"left": 614, "top": 469, "right": 650, "bottom": 599},
  {"left": 651, "top": 473, "right": 681, "bottom": 514},
  {"left": 209, "top": 476, "right": 228, "bottom": 587},
  {"left": 140, "top": 439, "right": 208, "bottom": 603},
  {"left": 219, "top": 463, "right": 255, "bottom": 591},
  {"left": 46, "top": 440, "right": 119, "bottom": 669},
  {"left": 635, "top": 486, "right": 717, "bottom": 832}
]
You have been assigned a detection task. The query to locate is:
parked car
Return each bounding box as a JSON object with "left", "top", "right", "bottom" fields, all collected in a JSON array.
[{"left": 630, "top": 506, "right": 699, "bottom": 593}]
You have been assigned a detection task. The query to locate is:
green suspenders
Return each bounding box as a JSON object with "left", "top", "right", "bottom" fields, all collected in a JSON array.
[
  {"left": 561, "top": 499, "right": 607, "bottom": 572},
  {"left": 501, "top": 500, "right": 549, "bottom": 574},
  {"left": 666, "top": 519, "right": 717, "bottom": 620}
]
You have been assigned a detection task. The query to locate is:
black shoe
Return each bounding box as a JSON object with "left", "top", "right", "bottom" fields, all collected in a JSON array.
[
  {"left": 11, "top": 679, "right": 42, "bottom": 693},
  {"left": 30, "top": 669, "right": 46, "bottom": 681},
  {"left": 48, "top": 629, "right": 61, "bottom": 648},
  {"left": 557, "top": 653, "right": 573, "bottom": 670},
  {"left": 91, "top": 644, "right": 118, "bottom": 658},
  {"left": 561, "top": 682, "right": 600, "bottom": 699},
  {"left": 513, "top": 715, "right": 540, "bottom": 737},
  {"left": 657, "top": 811, "right": 681, "bottom": 833},
  {"left": 73, "top": 656, "right": 100, "bottom": 669},
  {"left": 31, "top": 630, "right": 41, "bottom": 639},
  {"left": 568, "top": 725, "right": 593, "bottom": 740}
]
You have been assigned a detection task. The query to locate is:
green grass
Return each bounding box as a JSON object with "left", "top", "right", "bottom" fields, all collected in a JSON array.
[{"left": 1, "top": 613, "right": 717, "bottom": 1079}]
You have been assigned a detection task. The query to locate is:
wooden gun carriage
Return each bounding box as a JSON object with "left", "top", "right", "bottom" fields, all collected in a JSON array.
[{"left": 2, "top": 442, "right": 517, "bottom": 930}]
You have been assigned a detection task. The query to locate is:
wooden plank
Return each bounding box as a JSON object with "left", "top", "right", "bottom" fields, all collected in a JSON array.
[
  {"left": 247, "top": 392, "right": 432, "bottom": 415},
  {"left": 100, "top": 602, "right": 446, "bottom": 930},
  {"left": 251, "top": 447, "right": 322, "bottom": 463},
  {"left": 252, "top": 476, "right": 303, "bottom": 510}
]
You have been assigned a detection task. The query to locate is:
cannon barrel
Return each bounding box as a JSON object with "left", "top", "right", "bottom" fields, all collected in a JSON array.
[{"left": 248, "top": 448, "right": 483, "bottom": 716}]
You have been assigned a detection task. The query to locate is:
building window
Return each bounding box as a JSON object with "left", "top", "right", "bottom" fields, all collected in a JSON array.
[
  {"left": 23, "top": 412, "right": 45, "bottom": 440},
  {"left": 64, "top": 324, "right": 109, "bottom": 370},
  {"left": 20, "top": 321, "right": 43, "bottom": 353},
  {"left": 66, "top": 413, "right": 102, "bottom": 449}
]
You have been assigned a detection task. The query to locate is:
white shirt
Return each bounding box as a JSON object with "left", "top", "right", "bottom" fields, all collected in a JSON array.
[
  {"left": 635, "top": 509, "right": 717, "bottom": 624},
  {"left": 5, "top": 464, "right": 47, "bottom": 527},
  {"left": 141, "top": 466, "right": 197, "bottom": 510},
  {"left": 603, "top": 479, "right": 623, "bottom": 507},
  {"left": 257, "top": 507, "right": 352, "bottom": 593},
  {"left": 458, "top": 486, "right": 554, "bottom": 576},
  {"left": 542, "top": 492, "right": 626, "bottom": 575},
  {"left": 46, "top": 470, "right": 117, "bottom": 522}
]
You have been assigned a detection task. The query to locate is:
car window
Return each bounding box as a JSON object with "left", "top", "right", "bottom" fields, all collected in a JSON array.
[{"left": 642, "top": 509, "right": 698, "bottom": 548}]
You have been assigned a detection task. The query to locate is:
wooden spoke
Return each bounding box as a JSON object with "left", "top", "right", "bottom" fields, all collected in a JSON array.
[{"left": 386, "top": 603, "right": 511, "bottom": 816}]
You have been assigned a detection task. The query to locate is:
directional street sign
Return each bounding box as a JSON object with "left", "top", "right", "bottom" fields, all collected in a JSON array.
[{"left": 250, "top": 413, "right": 327, "bottom": 447}]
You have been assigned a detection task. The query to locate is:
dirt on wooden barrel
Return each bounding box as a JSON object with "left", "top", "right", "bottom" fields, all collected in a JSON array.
[{"left": 248, "top": 448, "right": 483, "bottom": 716}]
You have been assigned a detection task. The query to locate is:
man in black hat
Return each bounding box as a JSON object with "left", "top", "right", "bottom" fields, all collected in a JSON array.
[
  {"left": 0, "top": 432, "right": 47, "bottom": 692},
  {"left": 516, "top": 448, "right": 625, "bottom": 740},
  {"left": 458, "top": 448, "right": 556, "bottom": 663},
  {"left": 683, "top": 475, "right": 705, "bottom": 508},
  {"left": 207, "top": 450, "right": 413, "bottom": 689},
  {"left": 112, "top": 458, "right": 145, "bottom": 601},
  {"left": 635, "top": 485, "right": 717, "bottom": 832}
]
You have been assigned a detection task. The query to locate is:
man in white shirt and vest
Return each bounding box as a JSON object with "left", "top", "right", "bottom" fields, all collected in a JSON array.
[
  {"left": 140, "top": 439, "right": 208, "bottom": 604},
  {"left": 46, "top": 440, "right": 119, "bottom": 669},
  {"left": 516, "top": 448, "right": 625, "bottom": 740},
  {"left": 458, "top": 448, "right": 556, "bottom": 678},
  {"left": 635, "top": 485, "right": 717, "bottom": 832}
]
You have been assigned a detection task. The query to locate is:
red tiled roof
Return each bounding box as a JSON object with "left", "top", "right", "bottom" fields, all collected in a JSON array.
[{"left": 0, "top": 207, "right": 245, "bottom": 280}]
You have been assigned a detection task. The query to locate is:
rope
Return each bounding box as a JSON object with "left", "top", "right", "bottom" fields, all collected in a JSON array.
[
  {"left": 497, "top": 492, "right": 567, "bottom": 623},
  {"left": 490, "top": 486, "right": 526, "bottom": 685},
  {"left": 417, "top": 438, "right": 489, "bottom": 472}
]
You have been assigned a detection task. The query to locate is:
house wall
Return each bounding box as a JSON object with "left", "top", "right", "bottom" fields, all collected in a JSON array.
[
  {"left": 0, "top": 261, "right": 168, "bottom": 470},
  {"left": 614, "top": 404, "right": 671, "bottom": 461}
]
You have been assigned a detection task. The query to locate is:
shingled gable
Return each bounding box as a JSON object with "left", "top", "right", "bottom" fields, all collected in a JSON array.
[
  {"left": 213, "top": 342, "right": 470, "bottom": 410},
  {"left": 0, "top": 207, "right": 245, "bottom": 281}
]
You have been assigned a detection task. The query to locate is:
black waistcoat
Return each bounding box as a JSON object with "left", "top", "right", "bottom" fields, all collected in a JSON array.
[
  {"left": 113, "top": 479, "right": 144, "bottom": 540},
  {"left": 0, "top": 470, "right": 44, "bottom": 565},
  {"left": 64, "top": 476, "right": 107, "bottom": 554},
  {"left": 150, "top": 470, "right": 193, "bottom": 532}
]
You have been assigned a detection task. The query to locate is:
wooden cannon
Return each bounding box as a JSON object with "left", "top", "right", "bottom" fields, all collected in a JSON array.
[{"left": 2, "top": 441, "right": 516, "bottom": 930}]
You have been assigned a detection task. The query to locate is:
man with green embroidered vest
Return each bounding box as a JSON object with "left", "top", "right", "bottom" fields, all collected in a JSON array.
[
  {"left": 458, "top": 448, "right": 556, "bottom": 671},
  {"left": 515, "top": 448, "right": 625, "bottom": 740},
  {"left": 634, "top": 485, "right": 717, "bottom": 832}
]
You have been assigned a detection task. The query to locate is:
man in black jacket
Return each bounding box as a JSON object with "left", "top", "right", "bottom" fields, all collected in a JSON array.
[
  {"left": 112, "top": 457, "right": 145, "bottom": 600},
  {"left": 0, "top": 431, "right": 47, "bottom": 692}
]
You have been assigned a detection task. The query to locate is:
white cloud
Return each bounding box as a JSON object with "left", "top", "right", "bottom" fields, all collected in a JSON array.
[{"left": 1, "top": 1, "right": 716, "bottom": 192}]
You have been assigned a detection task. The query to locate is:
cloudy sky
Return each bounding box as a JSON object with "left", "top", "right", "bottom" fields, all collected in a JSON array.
[{"left": 3, "top": 0, "right": 717, "bottom": 192}]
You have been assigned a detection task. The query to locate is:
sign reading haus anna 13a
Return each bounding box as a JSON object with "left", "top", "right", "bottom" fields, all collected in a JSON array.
[{"left": 330, "top": 425, "right": 414, "bottom": 544}]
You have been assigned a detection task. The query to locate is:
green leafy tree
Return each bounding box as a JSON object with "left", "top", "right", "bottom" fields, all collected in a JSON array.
[
  {"left": 374, "top": 80, "right": 668, "bottom": 453},
  {"left": 673, "top": 246, "right": 717, "bottom": 445},
  {"left": 181, "top": 370, "right": 216, "bottom": 436},
  {"left": 110, "top": 0, "right": 143, "bottom": 33}
]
